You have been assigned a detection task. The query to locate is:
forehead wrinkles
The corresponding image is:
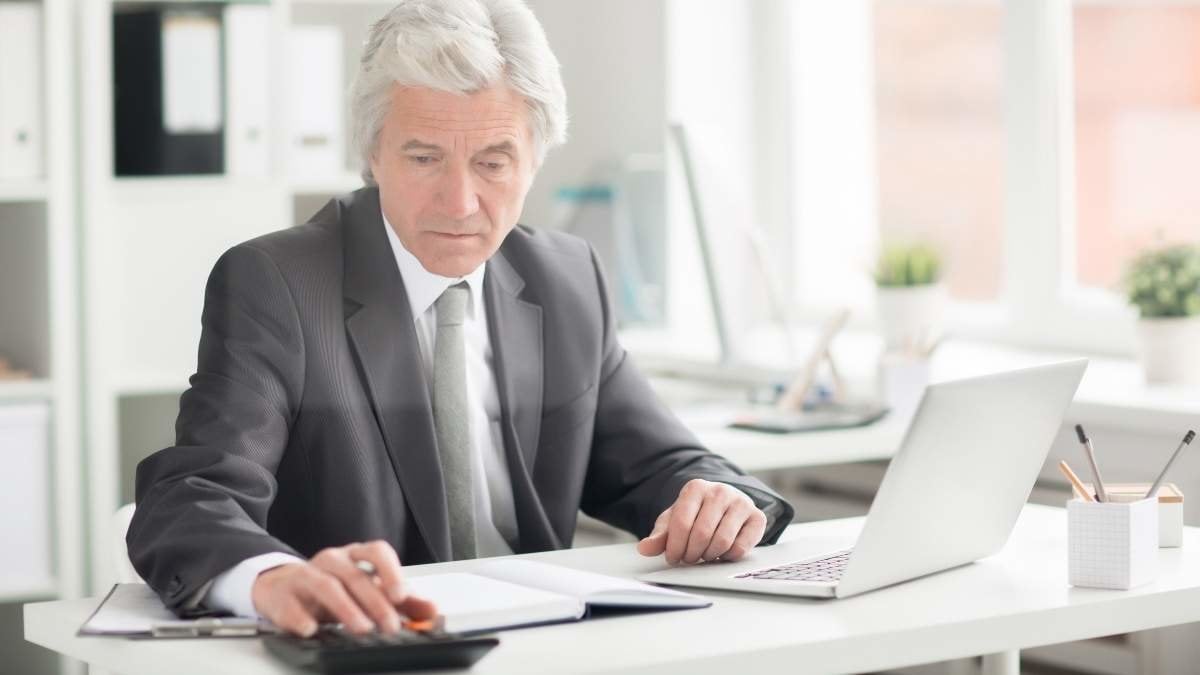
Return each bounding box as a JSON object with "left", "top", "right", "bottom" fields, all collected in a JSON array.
[{"left": 404, "top": 115, "right": 524, "bottom": 134}]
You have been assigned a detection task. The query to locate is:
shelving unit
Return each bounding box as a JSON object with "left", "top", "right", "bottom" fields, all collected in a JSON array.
[
  {"left": 0, "top": 0, "right": 82, "bottom": 673},
  {"left": 76, "top": 0, "right": 391, "bottom": 595}
]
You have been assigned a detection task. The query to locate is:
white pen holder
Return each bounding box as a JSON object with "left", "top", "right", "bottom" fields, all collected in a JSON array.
[
  {"left": 1068, "top": 497, "right": 1158, "bottom": 590},
  {"left": 1080, "top": 483, "right": 1184, "bottom": 548}
]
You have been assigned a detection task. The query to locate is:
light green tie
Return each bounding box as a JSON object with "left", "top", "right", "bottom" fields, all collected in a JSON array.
[{"left": 432, "top": 282, "right": 477, "bottom": 560}]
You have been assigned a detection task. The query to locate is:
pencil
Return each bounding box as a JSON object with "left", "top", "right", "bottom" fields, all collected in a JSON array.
[{"left": 1058, "top": 460, "right": 1095, "bottom": 502}]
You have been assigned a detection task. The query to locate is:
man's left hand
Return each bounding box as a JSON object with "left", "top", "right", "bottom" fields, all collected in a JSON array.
[{"left": 636, "top": 479, "right": 767, "bottom": 565}]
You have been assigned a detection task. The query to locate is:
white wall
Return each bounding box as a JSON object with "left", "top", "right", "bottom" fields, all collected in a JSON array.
[{"left": 521, "top": 0, "right": 667, "bottom": 230}]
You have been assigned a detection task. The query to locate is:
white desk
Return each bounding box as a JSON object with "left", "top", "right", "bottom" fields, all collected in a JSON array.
[
  {"left": 691, "top": 415, "right": 905, "bottom": 473},
  {"left": 650, "top": 376, "right": 909, "bottom": 473},
  {"left": 25, "top": 505, "right": 1200, "bottom": 675}
]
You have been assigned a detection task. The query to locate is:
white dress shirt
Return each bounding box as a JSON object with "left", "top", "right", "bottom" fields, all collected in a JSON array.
[{"left": 204, "top": 212, "right": 520, "bottom": 618}]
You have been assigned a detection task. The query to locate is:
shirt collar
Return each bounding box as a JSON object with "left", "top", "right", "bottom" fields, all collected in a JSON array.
[{"left": 382, "top": 209, "right": 487, "bottom": 321}]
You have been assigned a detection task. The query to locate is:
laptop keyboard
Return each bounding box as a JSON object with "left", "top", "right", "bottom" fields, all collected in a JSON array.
[{"left": 734, "top": 549, "right": 852, "bottom": 582}]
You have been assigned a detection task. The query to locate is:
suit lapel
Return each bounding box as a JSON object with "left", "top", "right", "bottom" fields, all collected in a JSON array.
[
  {"left": 342, "top": 188, "right": 451, "bottom": 562},
  {"left": 484, "top": 251, "right": 543, "bottom": 471},
  {"left": 485, "top": 250, "right": 561, "bottom": 552}
]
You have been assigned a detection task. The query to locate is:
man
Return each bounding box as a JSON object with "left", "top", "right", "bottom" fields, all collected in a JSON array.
[{"left": 128, "top": 0, "right": 794, "bottom": 638}]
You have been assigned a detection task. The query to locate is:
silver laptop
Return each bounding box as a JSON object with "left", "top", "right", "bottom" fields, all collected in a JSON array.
[{"left": 640, "top": 359, "right": 1087, "bottom": 599}]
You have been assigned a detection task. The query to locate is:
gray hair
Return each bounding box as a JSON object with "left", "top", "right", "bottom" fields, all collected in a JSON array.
[{"left": 351, "top": 0, "right": 568, "bottom": 185}]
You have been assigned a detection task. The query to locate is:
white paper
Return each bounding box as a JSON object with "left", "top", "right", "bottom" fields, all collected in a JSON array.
[
  {"left": 0, "top": 2, "right": 44, "bottom": 178},
  {"left": 477, "top": 559, "right": 710, "bottom": 608},
  {"left": 406, "top": 573, "right": 583, "bottom": 634},
  {"left": 162, "top": 12, "right": 222, "bottom": 134},
  {"left": 79, "top": 584, "right": 177, "bottom": 635}
]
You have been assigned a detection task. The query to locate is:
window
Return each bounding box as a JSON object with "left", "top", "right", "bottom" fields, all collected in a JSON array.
[
  {"left": 785, "top": 0, "right": 1200, "bottom": 355},
  {"left": 873, "top": 1, "right": 1005, "bottom": 302},
  {"left": 1073, "top": 5, "right": 1200, "bottom": 292},
  {"left": 788, "top": 1, "right": 1005, "bottom": 314},
  {"left": 653, "top": 0, "right": 1200, "bottom": 363}
]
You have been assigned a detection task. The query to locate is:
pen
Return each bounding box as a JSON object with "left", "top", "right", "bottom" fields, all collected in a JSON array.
[
  {"left": 1074, "top": 424, "right": 1109, "bottom": 502},
  {"left": 1144, "top": 430, "right": 1196, "bottom": 499},
  {"left": 354, "top": 559, "right": 441, "bottom": 634},
  {"left": 1057, "top": 460, "right": 1095, "bottom": 502}
]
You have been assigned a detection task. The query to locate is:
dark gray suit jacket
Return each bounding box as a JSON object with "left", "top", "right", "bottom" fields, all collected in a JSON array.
[{"left": 129, "top": 186, "right": 794, "bottom": 611}]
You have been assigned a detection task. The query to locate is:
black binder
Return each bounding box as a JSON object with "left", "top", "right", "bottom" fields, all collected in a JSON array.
[{"left": 113, "top": 5, "right": 225, "bottom": 176}]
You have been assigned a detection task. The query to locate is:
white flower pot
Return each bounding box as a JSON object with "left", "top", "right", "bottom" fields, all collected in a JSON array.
[
  {"left": 1136, "top": 316, "right": 1200, "bottom": 385},
  {"left": 875, "top": 283, "right": 946, "bottom": 352}
]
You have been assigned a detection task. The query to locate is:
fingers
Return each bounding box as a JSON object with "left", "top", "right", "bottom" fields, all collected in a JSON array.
[
  {"left": 256, "top": 564, "right": 372, "bottom": 636},
  {"left": 312, "top": 547, "right": 401, "bottom": 634},
  {"left": 397, "top": 594, "right": 439, "bottom": 621},
  {"left": 664, "top": 480, "right": 706, "bottom": 565},
  {"left": 251, "top": 543, "right": 433, "bottom": 638},
  {"left": 649, "top": 480, "right": 770, "bottom": 565},
  {"left": 683, "top": 489, "right": 736, "bottom": 564},
  {"left": 346, "top": 540, "right": 407, "bottom": 604},
  {"left": 636, "top": 507, "right": 672, "bottom": 557},
  {"left": 700, "top": 501, "right": 750, "bottom": 562},
  {"left": 723, "top": 508, "right": 768, "bottom": 561},
  {"left": 269, "top": 591, "right": 320, "bottom": 638}
]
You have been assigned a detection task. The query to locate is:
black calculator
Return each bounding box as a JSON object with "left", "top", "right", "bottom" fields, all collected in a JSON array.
[{"left": 263, "top": 624, "right": 499, "bottom": 673}]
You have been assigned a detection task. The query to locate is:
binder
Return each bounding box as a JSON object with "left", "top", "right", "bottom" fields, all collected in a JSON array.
[
  {"left": 113, "top": 7, "right": 224, "bottom": 175},
  {"left": 224, "top": 3, "right": 271, "bottom": 178},
  {"left": 0, "top": 2, "right": 44, "bottom": 180},
  {"left": 287, "top": 26, "right": 345, "bottom": 177}
]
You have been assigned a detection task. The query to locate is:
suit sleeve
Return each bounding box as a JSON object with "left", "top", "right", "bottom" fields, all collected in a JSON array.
[
  {"left": 578, "top": 246, "right": 795, "bottom": 543},
  {"left": 127, "top": 243, "right": 306, "bottom": 612}
]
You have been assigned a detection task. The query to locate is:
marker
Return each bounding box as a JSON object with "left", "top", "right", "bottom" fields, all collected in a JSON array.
[
  {"left": 1144, "top": 430, "right": 1196, "bottom": 499},
  {"left": 1074, "top": 424, "right": 1109, "bottom": 502}
]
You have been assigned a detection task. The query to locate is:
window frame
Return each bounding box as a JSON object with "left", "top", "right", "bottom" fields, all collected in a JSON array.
[{"left": 779, "top": 0, "right": 1145, "bottom": 357}]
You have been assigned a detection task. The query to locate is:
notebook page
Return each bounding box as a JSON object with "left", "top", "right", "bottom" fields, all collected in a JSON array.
[
  {"left": 476, "top": 559, "right": 710, "bottom": 609},
  {"left": 406, "top": 573, "right": 584, "bottom": 633}
]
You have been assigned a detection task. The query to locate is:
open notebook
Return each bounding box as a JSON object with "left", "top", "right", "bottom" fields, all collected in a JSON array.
[{"left": 407, "top": 559, "right": 710, "bottom": 634}]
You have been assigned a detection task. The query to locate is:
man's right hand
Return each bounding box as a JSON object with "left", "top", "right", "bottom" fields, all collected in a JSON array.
[{"left": 251, "top": 540, "right": 437, "bottom": 637}]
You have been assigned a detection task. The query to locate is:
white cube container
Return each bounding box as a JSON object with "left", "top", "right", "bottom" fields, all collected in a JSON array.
[
  {"left": 0, "top": 402, "right": 53, "bottom": 596},
  {"left": 1068, "top": 497, "right": 1158, "bottom": 590},
  {"left": 1079, "top": 483, "right": 1184, "bottom": 548}
]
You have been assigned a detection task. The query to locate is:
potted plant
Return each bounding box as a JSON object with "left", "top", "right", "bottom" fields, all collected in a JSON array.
[
  {"left": 1124, "top": 244, "right": 1200, "bottom": 385},
  {"left": 874, "top": 242, "right": 946, "bottom": 353}
]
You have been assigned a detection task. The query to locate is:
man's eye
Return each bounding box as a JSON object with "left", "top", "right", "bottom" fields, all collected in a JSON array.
[
  {"left": 409, "top": 155, "right": 437, "bottom": 165},
  {"left": 480, "top": 160, "right": 507, "bottom": 171}
]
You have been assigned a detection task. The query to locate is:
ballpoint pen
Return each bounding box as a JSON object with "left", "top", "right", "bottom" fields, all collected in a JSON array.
[
  {"left": 1144, "top": 430, "right": 1196, "bottom": 499},
  {"left": 1074, "top": 424, "right": 1109, "bottom": 502}
]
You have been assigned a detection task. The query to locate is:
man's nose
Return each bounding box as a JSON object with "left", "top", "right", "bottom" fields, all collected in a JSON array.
[{"left": 437, "top": 165, "right": 481, "bottom": 220}]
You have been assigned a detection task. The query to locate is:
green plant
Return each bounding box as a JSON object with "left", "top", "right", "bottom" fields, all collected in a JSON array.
[
  {"left": 1124, "top": 244, "right": 1200, "bottom": 318},
  {"left": 874, "top": 243, "right": 942, "bottom": 287}
]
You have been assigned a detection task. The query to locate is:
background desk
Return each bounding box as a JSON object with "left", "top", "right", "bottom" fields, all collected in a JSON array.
[{"left": 25, "top": 506, "right": 1200, "bottom": 675}]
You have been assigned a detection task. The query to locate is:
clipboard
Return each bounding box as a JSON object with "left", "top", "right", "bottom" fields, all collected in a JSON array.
[{"left": 78, "top": 583, "right": 276, "bottom": 639}]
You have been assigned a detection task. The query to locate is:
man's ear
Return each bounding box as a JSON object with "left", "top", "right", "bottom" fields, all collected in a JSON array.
[{"left": 368, "top": 151, "right": 381, "bottom": 182}]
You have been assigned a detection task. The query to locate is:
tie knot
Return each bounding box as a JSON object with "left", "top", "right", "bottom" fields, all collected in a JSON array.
[{"left": 436, "top": 282, "right": 470, "bottom": 327}]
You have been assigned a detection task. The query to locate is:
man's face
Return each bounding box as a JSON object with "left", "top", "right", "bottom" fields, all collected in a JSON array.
[{"left": 370, "top": 84, "right": 537, "bottom": 278}]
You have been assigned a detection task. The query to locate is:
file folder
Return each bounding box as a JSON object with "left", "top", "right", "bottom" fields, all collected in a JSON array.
[
  {"left": 113, "top": 7, "right": 224, "bottom": 175},
  {"left": 224, "top": 3, "right": 271, "bottom": 178},
  {"left": 0, "top": 2, "right": 44, "bottom": 180},
  {"left": 287, "top": 26, "right": 345, "bottom": 177}
]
